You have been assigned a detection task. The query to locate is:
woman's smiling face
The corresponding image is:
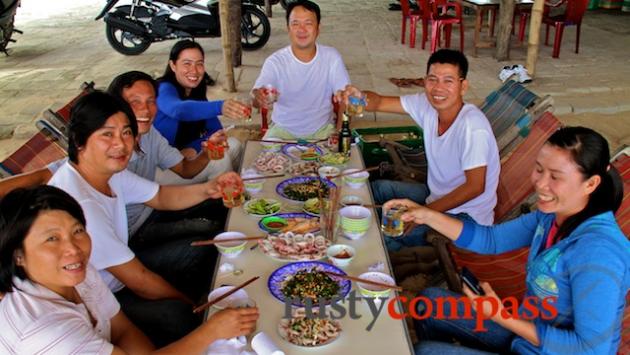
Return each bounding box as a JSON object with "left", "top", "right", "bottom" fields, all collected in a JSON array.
[{"left": 169, "top": 47, "right": 205, "bottom": 96}]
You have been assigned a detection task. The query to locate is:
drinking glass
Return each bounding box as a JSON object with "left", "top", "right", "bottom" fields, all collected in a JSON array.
[
  {"left": 346, "top": 95, "right": 367, "bottom": 117},
  {"left": 381, "top": 206, "right": 406, "bottom": 238},
  {"left": 221, "top": 184, "right": 245, "bottom": 208},
  {"left": 236, "top": 95, "right": 253, "bottom": 124},
  {"left": 261, "top": 84, "right": 279, "bottom": 109}
]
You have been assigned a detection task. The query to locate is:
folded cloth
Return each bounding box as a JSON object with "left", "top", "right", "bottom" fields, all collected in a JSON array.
[
  {"left": 206, "top": 336, "right": 248, "bottom": 355},
  {"left": 251, "top": 332, "right": 285, "bottom": 355}
]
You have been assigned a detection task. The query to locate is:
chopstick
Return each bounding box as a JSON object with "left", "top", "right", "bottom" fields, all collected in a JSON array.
[
  {"left": 193, "top": 276, "right": 260, "bottom": 313},
  {"left": 242, "top": 173, "right": 285, "bottom": 181},
  {"left": 327, "top": 166, "right": 380, "bottom": 179},
  {"left": 252, "top": 138, "right": 327, "bottom": 145},
  {"left": 324, "top": 271, "right": 403, "bottom": 291},
  {"left": 190, "top": 236, "right": 267, "bottom": 246}
]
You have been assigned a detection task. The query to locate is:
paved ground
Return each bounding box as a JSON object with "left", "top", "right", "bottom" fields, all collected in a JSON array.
[{"left": 0, "top": 0, "right": 628, "bottom": 160}]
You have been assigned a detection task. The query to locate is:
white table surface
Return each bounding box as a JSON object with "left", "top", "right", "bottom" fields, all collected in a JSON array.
[{"left": 209, "top": 142, "right": 414, "bottom": 354}]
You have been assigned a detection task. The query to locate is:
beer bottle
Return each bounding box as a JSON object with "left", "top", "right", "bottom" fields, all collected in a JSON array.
[{"left": 338, "top": 113, "right": 352, "bottom": 155}]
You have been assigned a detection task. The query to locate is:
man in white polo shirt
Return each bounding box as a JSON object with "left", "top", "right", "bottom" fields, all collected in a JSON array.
[{"left": 252, "top": 0, "right": 350, "bottom": 139}]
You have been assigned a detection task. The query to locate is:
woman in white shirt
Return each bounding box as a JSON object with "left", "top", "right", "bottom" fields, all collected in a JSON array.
[{"left": 0, "top": 185, "right": 258, "bottom": 354}]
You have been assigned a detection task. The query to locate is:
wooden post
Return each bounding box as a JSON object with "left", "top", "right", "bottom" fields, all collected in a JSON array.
[
  {"left": 495, "top": 0, "right": 516, "bottom": 60},
  {"left": 526, "top": 0, "right": 545, "bottom": 77},
  {"left": 265, "top": 0, "right": 273, "bottom": 17},
  {"left": 229, "top": 0, "right": 242, "bottom": 68},
  {"left": 219, "top": 0, "right": 236, "bottom": 92}
]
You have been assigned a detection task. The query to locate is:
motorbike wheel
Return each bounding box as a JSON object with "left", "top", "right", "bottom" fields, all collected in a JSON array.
[
  {"left": 0, "top": 15, "right": 16, "bottom": 53},
  {"left": 241, "top": 6, "right": 270, "bottom": 51},
  {"left": 105, "top": 23, "right": 151, "bottom": 55}
]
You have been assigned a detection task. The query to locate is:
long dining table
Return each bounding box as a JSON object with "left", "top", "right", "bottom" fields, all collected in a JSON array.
[{"left": 208, "top": 141, "right": 415, "bottom": 354}]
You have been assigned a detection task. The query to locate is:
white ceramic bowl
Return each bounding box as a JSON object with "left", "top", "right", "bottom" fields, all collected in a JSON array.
[
  {"left": 318, "top": 166, "right": 340, "bottom": 180},
  {"left": 260, "top": 138, "right": 283, "bottom": 152},
  {"left": 357, "top": 272, "right": 395, "bottom": 299},
  {"left": 342, "top": 169, "right": 369, "bottom": 189},
  {"left": 214, "top": 231, "right": 247, "bottom": 259},
  {"left": 242, "top": 168, "right": 264, "bottom": 194},
  {"left": 207, "top": 286, "right": 249, "bottom": 309},
  {"left": 326, "top": 244, "right": 356, "bottom": 268},
  {"left": 339, "top": 205, "right": 371, "bottom": 240}
]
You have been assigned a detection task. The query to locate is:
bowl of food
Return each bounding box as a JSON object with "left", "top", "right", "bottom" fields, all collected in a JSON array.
[
  {"left": 214, "top": 231, "right": 247, "bottom": 259},
  {"left": 303, "top": 198, "right": 328, "bottom": 216},
  {"left": 244, "top": 198, "right": 281, "bottom": 218},
  {"left": 260, "top": 216, "right": 289, "bottom": 233},
  {"left": 342, "top": 169, "right": 369, "bottom": 189},
  {"left": 260, "top": 138, "right": 283, "bottom": 152},
  {"left": 341, "top": 195, "right": 363, "bottom": 207},
  {"left": 326, "top": 244, "right": 355, "bottom": 268},
  {"left": 318, "top": 166, "right": 340, "bottom": 180},
  {"left": 242, "top": 168, "right": 264, "bottom": 194},
  {"left": 339, "top": 206, "right": 371, "bottom": 240},
  {"left": 318, "top": 152, "right": 350, "bottom": 167},
  {"left": 357, "top": 272, "right": 395, "bottom": 299}
]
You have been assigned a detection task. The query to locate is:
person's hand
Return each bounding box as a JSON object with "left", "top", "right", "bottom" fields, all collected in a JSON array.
[
  {"left": 463, "top": 282, "right": 503, "bottom": 321},
  {"left": 204, "top": 307, "right": 259, "bottom": 340},
  {"left": 207, "top": 172, "right": 243, "bottom": 199},
  {"left": 222, "top": 99, "right": 251, "bottom": 120},
  {"left": 206, "top": 129, "right": 228, "bottom": 147},
  {"left": 334, "top": 84, "right": 363, "bottom": 106},
  {"left": 383, "top": 199, "right": 421, "bottom": 213}
]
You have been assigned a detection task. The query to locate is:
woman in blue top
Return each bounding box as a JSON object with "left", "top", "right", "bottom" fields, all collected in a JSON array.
[
  {"left": 154, "top": 40, "right": 249, "bottom": 160},
  {"left": 385, "top": 126, "right": 628, "bottom": 354}
]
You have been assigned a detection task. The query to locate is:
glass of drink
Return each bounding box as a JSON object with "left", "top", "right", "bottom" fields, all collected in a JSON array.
[
  {"left": 346, "top": 95, "right": 366, "bottom": 117},
  {"left": 381, "top": 206, "right": 406, "bottom": 238},
  {"left": 261, "top": 84, "right": 279, "bottom": 109},
  {"left": 206, "top": 141, "right": 226, "bottom": 160},
  {"left": 221, "top": 184, "right": 245, "bottom": 208},
  {"left": 236, "top": 95, "right": 253, "bottom": 123}
]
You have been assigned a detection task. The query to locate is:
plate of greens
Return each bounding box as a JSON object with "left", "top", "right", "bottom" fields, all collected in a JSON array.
[{"left": 243, "top": 198, "right": 282, "bottom": 218}]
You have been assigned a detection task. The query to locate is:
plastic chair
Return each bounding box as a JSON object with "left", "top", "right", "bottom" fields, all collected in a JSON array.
[
  {"left": 430, "top": 0, "right": 464, "bottom": 53},
  {"left": 543, "top": 0, "right": 589, "bottom": 58},
  {"left": 400, "top": 0, "right": 431, "bottom": 49}
]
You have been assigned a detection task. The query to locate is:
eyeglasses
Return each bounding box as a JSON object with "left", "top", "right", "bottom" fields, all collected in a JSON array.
[{"left": 424, "top": 75, "right": 463, "bottom": 88}]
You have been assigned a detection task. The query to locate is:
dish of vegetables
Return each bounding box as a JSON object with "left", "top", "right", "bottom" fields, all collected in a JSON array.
[
  {"left": 319, "top": 152, "right": 350, "bottom": 166},
  {"left": 244, "top": 198, "right": 281, "bottom": 217}
]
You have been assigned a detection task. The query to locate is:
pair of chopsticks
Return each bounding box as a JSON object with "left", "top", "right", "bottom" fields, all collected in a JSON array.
[
  {"left": 190, "top": 235, "right": 266, "bottom": 247},
  {"left": 241, "top": 173, "right": 285, "bottom": 181},
  {"left": 253, "top": 138, "right": 327, "bottom": 145},
  {"left": 193, "top": 276, "right": 260, "bottom": 313},
  {"left": 326, "top": 166, "right": 379, "bottom": 180},
  {"left": 324, "top": 271, "right": 403, "bottom": 291}
]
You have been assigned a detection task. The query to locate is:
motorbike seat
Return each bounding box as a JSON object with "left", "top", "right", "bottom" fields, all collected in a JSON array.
[{"left": 159, "top": 0, "right": 199, "bottom": 7}]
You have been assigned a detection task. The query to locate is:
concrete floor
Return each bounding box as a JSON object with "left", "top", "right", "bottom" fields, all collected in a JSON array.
[{"left": 0, "top": 0, "right": 628, "bottom": 160}]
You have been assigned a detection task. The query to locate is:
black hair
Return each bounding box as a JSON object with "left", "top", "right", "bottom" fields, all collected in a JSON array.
[
  {"left": 67, "top": 90, "right": 138, "bottom": 163},
  {"left": 426, "top": 49, "right": 469, "bottom": 79},
  {"left": 547, "top": 126, "right": 624, "bottom": 240},
  {"left": 159, "top": 39, "right": 214, "bottom": 101},
  {"left": 286, "top": 0, "right": 321, "bottom": 25},
  {"left": 106, "top": 70, "right": 157, "bottom": 100},
  {"left": 0, "top": 186, "right": 86, "bottom": 294}
]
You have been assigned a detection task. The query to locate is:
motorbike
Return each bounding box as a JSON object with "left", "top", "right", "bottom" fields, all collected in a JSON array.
[
  {"left": 0, "top": 0, "right": 21, "bottom": 55},
  {"left": 95, "top": 0, "right": 271, "bottom": 55}
]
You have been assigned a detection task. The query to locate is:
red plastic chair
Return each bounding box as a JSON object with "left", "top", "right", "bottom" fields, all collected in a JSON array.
[
  {"left": 543, "top": 0, "right": 589, "bottom": 58},
  {"left": 400, "top": 0, "right": 431, "bottom": 49},
  {"left": 430, "top": 0, "right": 464, "bottom": 53}
]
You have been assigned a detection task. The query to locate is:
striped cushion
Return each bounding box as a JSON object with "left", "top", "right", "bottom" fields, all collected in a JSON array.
[{"left": 448, "top": 112, "right": 561, "bottom": 300}]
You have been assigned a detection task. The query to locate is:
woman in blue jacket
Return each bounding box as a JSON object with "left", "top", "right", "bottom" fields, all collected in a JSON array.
[
  {"left": 385, "top": 126, "right": 628, "bottom": 354},
  {"left": 154, "top": 40, "right": 248, "bottom": 161}
]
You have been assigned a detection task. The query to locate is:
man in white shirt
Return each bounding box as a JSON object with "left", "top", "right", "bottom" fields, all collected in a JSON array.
[
  {"left": 338, "top": 49, "right": 500, "bottom": 253},
  {"left": 252, "top": 0, "right": 350, "bottom": 139}
]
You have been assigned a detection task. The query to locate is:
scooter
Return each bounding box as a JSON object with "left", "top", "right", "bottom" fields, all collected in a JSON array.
[
  {"left": 0, "top": 0, "right": 21, "bottom": 55},
  {"left": 95, "top": 0, "right": 271, "bottom": 56}
]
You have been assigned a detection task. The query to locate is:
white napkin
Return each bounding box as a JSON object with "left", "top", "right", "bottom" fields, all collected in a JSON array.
[
  {"left": 251, "top": 332, "right": 285, "bottom": 355},
  {"left": 369, "top": 261, "right": 385, "bottom": 272},
  {"left": 219, "top": 262, "right": 235, "bottom": 274},
  {"left": 206, "top": 336, "right": 247, "bottom": 355}
]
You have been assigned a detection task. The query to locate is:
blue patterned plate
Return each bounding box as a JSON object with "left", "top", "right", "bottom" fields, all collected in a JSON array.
[
  {"left": 258, "top": 212, "right": 319, "bottom": 233},
  {"left": 276, "top": 176, "right": 336, "bottom": 202},
  {"left": 282, "top": 143, "right": 324, "bottom": 161},
  {"left": 268, "top": 261, "right": 351, "bottom": 307}
]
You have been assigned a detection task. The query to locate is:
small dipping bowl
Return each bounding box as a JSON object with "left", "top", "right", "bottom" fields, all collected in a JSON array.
[
  {"left": 260, "top": 216, "right": 288, "bottom": 233},
  {"left": 342, "top": 169, "right": 369, "bottom": 189},
  {"left": 341, "top": 195, "right": 364, "bottom": 207},
  {"left": 327, "top": 244, "right": 356, "bottom": 268},
  {"left": 357, "top": 272, "right": 395, "bottom": 299},
  {"left": 318, "top": 166, "right": 340, "bottom": 180},
  {"left": 260, "top": 138, "right": 283, "bottom": 152},
  {"left": 242, "top": 168, "right": 264, "bottom": 194},
  {"left": 214, "top": 231, "right": 247, "bottom": 259},
  {"left": 339, "top": 206, "right": 371, "bottom": 240}
]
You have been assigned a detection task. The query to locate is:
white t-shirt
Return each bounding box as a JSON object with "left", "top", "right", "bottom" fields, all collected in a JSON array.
[
  {"left": 401, "top": 93, "right": 500, "bottom": 225},
  {"left": 253, "top": 44, "right": 350, "bottom": 136},
  {"left": 48, "top": 162, "right": 159, "bottom": 292},
  {"left": 0, "top": 266, "right": 119, "bottom": 355}
]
